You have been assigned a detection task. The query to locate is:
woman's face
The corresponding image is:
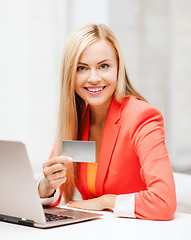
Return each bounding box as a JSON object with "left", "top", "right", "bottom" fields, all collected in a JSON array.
[{"left": 75, "top": 39, "right": 118, "bottom": 109}]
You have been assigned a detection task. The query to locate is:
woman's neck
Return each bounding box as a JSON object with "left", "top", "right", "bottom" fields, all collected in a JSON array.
[{"left": 89, "top": 99, "right": 112, "bottom": 128}]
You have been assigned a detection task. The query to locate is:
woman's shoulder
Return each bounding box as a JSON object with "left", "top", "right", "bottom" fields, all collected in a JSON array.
[
  {"left": 119, "top": 96, "right": 165, "bottom": 141},
  {"left": 122, "top": 96, "right": 161, "bottom": 113},
  {"left": 120, "top": 96, "right": 163, "bottom": 123}
]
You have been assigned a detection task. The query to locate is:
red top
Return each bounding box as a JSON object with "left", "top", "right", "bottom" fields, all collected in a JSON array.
[
  {"left": 51, "top": 96, "right": 177, "bottom": 220},
  {"left": 77, "top": 96, "right": 176, "bottom": 220}
]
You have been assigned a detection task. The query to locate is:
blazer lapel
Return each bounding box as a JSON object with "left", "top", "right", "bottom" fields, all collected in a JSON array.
[
  {"left": 96, "top": 99, "right": 121, "bottom": 197},
  {"left": 78, "top": 107, "right": 94, "bottom": 199},
  {"left": 77, "top": 99, "right": 122, "bottom": 199}
]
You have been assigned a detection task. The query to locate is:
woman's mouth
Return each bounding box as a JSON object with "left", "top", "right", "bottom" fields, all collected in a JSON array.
[{"left": 84, "top": 86, "right": 106, "bottom": 94}]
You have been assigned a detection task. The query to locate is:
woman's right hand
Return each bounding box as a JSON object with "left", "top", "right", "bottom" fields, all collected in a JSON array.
[{"left": 38, "top": 156, "right": 72, "bottom": 198}]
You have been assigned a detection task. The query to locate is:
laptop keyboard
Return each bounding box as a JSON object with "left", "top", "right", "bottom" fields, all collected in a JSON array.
[{"left": 45, "top": 213, "right": 73, "bottom": 222}]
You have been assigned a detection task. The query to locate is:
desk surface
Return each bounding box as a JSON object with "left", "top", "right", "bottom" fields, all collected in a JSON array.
[{"left": 0, "top": 210, "right": 190, "bottom": 240}]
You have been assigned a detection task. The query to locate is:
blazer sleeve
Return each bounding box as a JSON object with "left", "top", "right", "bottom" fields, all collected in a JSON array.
[{"left": 130, "top": 104, "right": 176, "bottom": 220}]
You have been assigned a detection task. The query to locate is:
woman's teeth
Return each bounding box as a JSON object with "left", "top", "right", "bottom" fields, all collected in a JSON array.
[{"left": 86, "top": 87, "right": 104, "bottom": 93}]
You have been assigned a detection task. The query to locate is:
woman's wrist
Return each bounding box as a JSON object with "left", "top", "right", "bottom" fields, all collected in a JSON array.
[
  {"left": 100, "top": 194, "right": 117, "bottom": 210},
  {"left": 38, "top": 177, "right": 56, "bottom": 198}
]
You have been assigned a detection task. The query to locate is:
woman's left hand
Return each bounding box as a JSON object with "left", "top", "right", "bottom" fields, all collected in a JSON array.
[{"left": 67, "top": 194, "right": 117, "bottom": 211}]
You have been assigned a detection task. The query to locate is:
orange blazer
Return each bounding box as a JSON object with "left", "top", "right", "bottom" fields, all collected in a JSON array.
[{"left": 77, "top": 96, "right": 177, "bottom": 220}]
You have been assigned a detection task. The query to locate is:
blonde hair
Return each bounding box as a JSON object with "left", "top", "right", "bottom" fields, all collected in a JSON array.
[{"left": 55, "top": 24, "right": 144, "bottom": 202}]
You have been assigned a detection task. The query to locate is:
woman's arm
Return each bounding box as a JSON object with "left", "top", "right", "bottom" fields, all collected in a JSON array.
[
  {"left": 129, "top": 105, "right": 177, "bottom": 220},
  {"left": 67, "top": 194, "right": 117, "bottom": 210}
]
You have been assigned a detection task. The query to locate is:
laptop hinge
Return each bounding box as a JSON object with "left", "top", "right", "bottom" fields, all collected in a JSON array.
[
  {"left": 18, "top": 219, "right": 34, "bottom": 227},
  {"left": 0, "top": 214, "right": 34, "bottom": 227}
]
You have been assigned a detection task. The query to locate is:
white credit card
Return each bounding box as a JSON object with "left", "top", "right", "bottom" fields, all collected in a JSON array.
[{"left": 62, "top": 141, "right": 96, "bottom": 162}]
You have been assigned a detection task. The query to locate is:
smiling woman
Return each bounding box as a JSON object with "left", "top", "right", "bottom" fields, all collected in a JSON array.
[
  {"left": 75, "top": 39, "right": 118, "bottom": 109},
  {"left": 37, "top": 24, "right": 177, "bottom": 221}
]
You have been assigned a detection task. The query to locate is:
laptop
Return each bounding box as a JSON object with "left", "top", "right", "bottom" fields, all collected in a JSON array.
[{"left": 0, "top": 140, "right": 102, "bottom": 228}]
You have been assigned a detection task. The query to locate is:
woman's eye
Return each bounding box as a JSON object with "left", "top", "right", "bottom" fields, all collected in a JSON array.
[
  {"left": 100, "top": 64, "right": 109, "bottom": 69},
  {"left": 77, "top": 66, "right": 86, "bottom": 71}
]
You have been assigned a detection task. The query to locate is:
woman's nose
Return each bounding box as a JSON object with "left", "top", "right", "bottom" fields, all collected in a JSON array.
[{"left": 87, "top": 69, "right": 101, "bottom": 84}]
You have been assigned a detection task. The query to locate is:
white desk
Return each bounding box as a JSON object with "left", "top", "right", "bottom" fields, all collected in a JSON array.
[{"left": 0, "top": 210, "right": 191, "bottom": 240}]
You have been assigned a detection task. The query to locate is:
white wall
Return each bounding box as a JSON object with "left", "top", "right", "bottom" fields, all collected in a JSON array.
[
  {"left": 169, "top": 0, "right": 191, "bottom": 171},
  {"left": 66, "top": 0, "right": 109, "bottom": 31},
  {"left": 0, "top": 0, "right": 65, "bottom": 173}
]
